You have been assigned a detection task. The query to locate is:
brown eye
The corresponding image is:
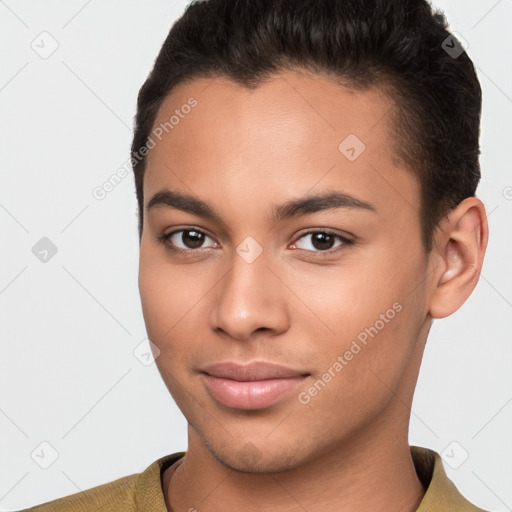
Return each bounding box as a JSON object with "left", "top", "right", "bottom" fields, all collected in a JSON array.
[
  {"left": 160, "top": 228, "right": 218, "bottom": 254},
  {"left": 173, "top": 230, "right": 206, "bottom": 249},
  {"left": 293, "top": 231, "right": 353, "bottom": 254}
]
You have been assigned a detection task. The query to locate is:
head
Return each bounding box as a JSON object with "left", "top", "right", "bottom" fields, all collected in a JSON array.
[{"left": 133, "top": 0, "right": 488, "bottom": 472}]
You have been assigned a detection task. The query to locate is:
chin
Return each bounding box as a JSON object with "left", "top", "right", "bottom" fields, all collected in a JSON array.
[{"left": 205, "top": 437, "right": 309, "bottom": 474}]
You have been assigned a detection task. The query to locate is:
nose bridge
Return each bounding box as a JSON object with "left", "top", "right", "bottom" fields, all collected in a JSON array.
[{"left": 210, "top": 240, "right": 287, "bottom": 340}]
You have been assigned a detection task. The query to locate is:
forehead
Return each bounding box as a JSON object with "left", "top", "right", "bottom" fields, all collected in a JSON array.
[
  {"left": 149, "top": 69, "right": 393, "bottom": 158},
  {"left": 144, "top": 69, "right": 418, "bottom": 223}
]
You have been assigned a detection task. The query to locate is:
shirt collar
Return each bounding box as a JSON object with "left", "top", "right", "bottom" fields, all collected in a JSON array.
[
  {"left": 411, "top": 446, "right": 486, "bottom": 511},
  {"left": 134, "top": 445, "right": 485, "bottom": 511}
]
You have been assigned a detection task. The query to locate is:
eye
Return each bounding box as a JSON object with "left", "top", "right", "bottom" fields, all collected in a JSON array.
[
  {"left": 158, "top": 228, "right": 218, "bottom": 255},
  {"left": 157, "top": 227, "right": 354, "bottom": 258},
  {"left": 291, "top": 230, "right": 353, "bottom": 255}
]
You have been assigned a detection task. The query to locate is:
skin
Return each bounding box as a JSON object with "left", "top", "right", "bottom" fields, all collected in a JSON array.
[{"left": 138, "top": 69, "right": 488, "bottom": 512}]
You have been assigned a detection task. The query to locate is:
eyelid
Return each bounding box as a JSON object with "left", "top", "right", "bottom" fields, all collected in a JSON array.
[
  {"left": 293, "top": 227, "right": 354, "bottom": 242},
  {"left": 158, "top": 227, "right": 354, "bottom": 256},
  {"left": 290, "top": 230, "right": 354, "bottom": 255},
  {"left": 160, "top": 227, "right": 218, "bottom": 251}
]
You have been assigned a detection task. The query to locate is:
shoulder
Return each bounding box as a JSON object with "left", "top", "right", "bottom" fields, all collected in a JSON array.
[
  {"left": 411, "top": 445, "right": 492, "bottom": 512},
  {"left": 18, "top": 473, "right": 138, "bottom": 512},
  {"left": 17, "top": 452, "right": 185, "bottom": 512}
]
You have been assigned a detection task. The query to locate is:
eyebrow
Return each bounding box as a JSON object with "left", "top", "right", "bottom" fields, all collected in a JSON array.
[{"left": 146, "top": 188, "right": 377, "bottom": 224}]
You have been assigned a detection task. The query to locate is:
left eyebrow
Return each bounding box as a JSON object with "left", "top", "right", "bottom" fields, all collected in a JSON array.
[
  {"left": 271, "top": 191, "right": 377, "bottom": 223},
  {"left": 146, "top": 188, "right": 377, "bottom": 224}
]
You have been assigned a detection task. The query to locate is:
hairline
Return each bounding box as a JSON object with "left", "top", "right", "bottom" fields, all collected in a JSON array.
[{"left": 134, "top": 66, "right": 438, "bottom": 253}]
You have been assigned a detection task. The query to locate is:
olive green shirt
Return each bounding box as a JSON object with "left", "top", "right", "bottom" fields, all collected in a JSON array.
[{"left": 19, "top": 445, "right": 489, "bottom": 511}]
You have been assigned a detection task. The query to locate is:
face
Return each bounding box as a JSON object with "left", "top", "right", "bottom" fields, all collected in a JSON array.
[{"left": 138, "top": 69, "right": 433, "bottom": 472}]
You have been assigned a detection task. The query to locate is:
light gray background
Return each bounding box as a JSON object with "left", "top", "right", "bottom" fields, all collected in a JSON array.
[{"left": 0, "top": 1, "right": 510, "bottom": 510}]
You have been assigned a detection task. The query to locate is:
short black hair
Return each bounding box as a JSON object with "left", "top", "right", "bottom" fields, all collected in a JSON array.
[{"left": 131, "top": 0, "right": 482, "bottom": 252}]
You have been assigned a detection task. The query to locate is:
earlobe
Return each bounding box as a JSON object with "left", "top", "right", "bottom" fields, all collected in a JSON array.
[{"left": 428, "top": 197, "right": 488, "bottom": 319}]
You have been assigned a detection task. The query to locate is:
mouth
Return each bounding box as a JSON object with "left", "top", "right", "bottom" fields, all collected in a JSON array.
[{"left": 200, "top": 361, "right": 310, "bottom": 410}]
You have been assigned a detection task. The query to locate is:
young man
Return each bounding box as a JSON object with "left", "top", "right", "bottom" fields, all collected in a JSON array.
[{"left": 22, "top": 0, "right": 491, "bottom": 510}]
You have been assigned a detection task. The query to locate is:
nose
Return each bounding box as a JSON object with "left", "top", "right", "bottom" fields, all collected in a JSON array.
[{"left": 209, "top": 247, "right": 290, "bottom": 342}]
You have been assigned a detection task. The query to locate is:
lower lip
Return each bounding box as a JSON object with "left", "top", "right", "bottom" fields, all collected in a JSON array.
[{"left": 201, "top": 374, "right": 307, "bottom": 410}]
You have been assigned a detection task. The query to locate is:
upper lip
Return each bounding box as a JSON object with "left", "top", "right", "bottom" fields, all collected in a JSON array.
[{"left": 201, "top": 361, "right": 309, "bottom": 381}]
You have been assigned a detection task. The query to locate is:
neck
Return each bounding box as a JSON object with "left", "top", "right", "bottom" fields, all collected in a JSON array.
[{"left": 164, "top": 419, "right": 425, "bottom": 512}]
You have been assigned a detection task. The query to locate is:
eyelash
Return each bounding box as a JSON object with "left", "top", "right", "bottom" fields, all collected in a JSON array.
[{"left": 157, "top": 227, "right": 354, "bottom": 258}]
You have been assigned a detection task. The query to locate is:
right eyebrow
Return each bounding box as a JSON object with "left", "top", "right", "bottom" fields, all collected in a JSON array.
[{"left": 147, "top": 189, "right": 223, "bottom": 224}]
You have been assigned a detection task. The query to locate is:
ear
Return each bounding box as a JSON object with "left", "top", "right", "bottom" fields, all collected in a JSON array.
[{"left": 428, "top": 196, "right": 489, "bottom": 319}]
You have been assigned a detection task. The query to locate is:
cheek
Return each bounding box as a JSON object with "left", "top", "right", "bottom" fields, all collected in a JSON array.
[
  {"left": 138, "top": 250, "right": 216, "bottom": 365},
  {"left": 295, "top": 252, "right": 424, "bottom": 397},
  {"left": 139, "top": 242, "right": 188, "bottom": 321},
  {"left": 295, "top": 300, "right": 419, "bottom": 436},
  {"left": 138, "top": 260, "right": 197, "bottom": 400},
  {"left": 138, "top": 248, "right": 185, "bottom": 348},
  {"left": 283, "top": 253, "right": 402, "bottom": 342}
]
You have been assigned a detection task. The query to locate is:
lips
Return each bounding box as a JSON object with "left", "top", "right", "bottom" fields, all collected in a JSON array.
[
  {"left": 201, "top": 361, "right": 308, "bottom": 381},
  {"left": 200, "top": 361, "right": 309, "bottom": 410}
]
